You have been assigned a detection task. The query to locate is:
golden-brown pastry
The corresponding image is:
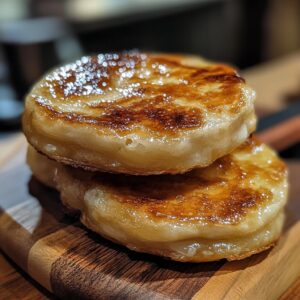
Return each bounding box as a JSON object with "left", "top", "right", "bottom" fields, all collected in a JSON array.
[
  {"left": 27, "top": 138, "right": 288, "bottom": 262},
  {"left": 23, "top": 51, "right": 256, "bottom": 175}
]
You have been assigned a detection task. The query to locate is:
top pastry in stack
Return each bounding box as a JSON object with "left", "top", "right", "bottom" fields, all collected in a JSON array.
[{"left": 23, "top": 51, "right": 288, "bottom": 262}]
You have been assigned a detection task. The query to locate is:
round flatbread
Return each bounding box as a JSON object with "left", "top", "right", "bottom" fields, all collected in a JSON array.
[
  {"left": 23, "top": 51, "right": 256, "bottom": 175},
  {"left": 27, "top": 138, "right": 288, "bottom": 262}
]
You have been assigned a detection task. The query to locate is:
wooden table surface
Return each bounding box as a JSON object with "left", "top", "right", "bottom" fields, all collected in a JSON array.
[{"left": 1, "top": 52, "right": 300, "bottom": 299}]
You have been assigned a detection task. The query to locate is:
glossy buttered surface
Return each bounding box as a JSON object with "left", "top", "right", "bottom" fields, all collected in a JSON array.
[
  {"left": 30, "top": 52, "right": 247, "bottom": 135},
  {"left": 23, "top": 52, "right": 256, "bottom": 175}
]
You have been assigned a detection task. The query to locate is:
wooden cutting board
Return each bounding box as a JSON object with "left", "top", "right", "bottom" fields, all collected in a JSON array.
[{"left": 0, "top": 134, "right": 300, "bottom": 300}]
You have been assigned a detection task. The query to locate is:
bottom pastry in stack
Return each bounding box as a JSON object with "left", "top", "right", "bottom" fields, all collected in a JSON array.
[{"left": 27, "top": 138, "right": 288, "bottom": 262}]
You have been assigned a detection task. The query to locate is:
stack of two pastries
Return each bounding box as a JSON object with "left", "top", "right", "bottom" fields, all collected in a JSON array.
[{"left": 23, "top": 52, "right": 288, "bottom": 262}]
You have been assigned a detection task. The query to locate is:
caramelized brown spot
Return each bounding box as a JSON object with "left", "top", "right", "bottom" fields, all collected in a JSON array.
[
  {"left": 36, "top": 96, "right": 202, "bottom": 133},
  {"left": 82, "top": 139, "right": 286, "bottom": 225},
  {"left": 32, "top": 51, "right": 247, "bottom": 135},
  {"left": 204, "top": 74, "right": 245, "bottom": 83}
]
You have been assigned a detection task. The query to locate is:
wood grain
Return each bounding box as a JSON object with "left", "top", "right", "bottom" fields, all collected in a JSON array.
[
  {"left": 193, "top": 222, "right": 300, "bottom": 300},
  {"left": 0, "top": 252, "right": 52, "bottom": 300},
  {"left": 280, "top": 277, "right": 300, "bottom": 300},
  {"left": 0, "top": 135, "right": 300, "bottom": 299}
]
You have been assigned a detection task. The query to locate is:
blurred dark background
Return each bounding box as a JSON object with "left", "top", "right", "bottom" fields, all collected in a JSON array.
[{"left": 0, "top": 0, "right": 299, "bottom": 130}]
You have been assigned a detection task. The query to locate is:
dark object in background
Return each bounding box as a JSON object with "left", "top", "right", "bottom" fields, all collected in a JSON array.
[
  {"left": 76, "top": 1, "right": 231, "bottom": 60},
  {"left": 75, "top": 0, "right": 268, "bottom": 69},
  {"left": 0, "top": 17, "right": 82, "bottom": 100},
  {"left": 281, "top": 143, "right": 300, "bottom": 160},
  {"left": 0, "top": 88, "right": 23, "bottom": 130},
  {"left": 235, "top": 0, "right": 268, "bottom": 68},
  {"left": 0, "top": 0, "right": 270, "bottom": 101},
  {"left": 0, "top": 17, "right": 81, "bottom": 128},
  {"left": 75, "top": 1, "right": 237, "bottom": 64}
]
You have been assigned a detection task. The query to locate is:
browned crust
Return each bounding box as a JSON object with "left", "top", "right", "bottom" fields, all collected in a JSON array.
[
  {"left": 76, "top": 206, "right": 280, "bottom": 263},
  {"left": 55, "top": 192, "right": 280, "bottom": 262},
  {"left": 32, "top": 138, "right": 287, "bottom": 226},
  {"left": 32, "top": 170, "right": 282, "bottom": 262},
  {"left": 27, "top": 51, "right": 247, "bottom": 136},
  {"left": 85, "top": 139, "right": 286, "bottom": 225}
]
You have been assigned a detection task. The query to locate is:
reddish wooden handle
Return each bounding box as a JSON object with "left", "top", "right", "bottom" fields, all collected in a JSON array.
[{"left": 256, "top": 116, "right": 300, "bottom": 151}]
